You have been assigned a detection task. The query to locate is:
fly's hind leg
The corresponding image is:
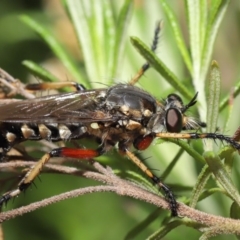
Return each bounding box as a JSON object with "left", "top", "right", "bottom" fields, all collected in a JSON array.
[{"left": 0, "top": 147, "right": 102, "bottom": 206}]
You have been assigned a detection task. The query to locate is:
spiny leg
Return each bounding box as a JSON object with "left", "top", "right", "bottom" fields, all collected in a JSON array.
[
  {"left": 129, "top": 20, "right": 162, "bottom": 85},
  {"left": 125, "top": 150, "right": 178, "bottom": 216},
  {"left": 155, "top": 132, "right": 240, "bottom": 150},
  {"left": 0, "top": 147, "right": 101, "bottom": 206},
  {"left": 25, "top": 82, "right": 86, "bottom": 92}
]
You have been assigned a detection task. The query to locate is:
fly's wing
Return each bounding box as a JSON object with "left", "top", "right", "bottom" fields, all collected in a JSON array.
[{"left": 0, "top": 89, "right": 116, "bottom": 124}]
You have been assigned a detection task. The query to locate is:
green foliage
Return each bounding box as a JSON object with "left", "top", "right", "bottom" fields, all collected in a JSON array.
[{"left": 1, "top": 1, "right": 240, "bottom": 240}]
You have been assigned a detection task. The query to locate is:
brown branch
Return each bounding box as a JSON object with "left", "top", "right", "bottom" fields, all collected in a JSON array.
[
  {"left": 0, "top": 68, "right": 35, "bottom": 99},
  {"left": 0, "top": 161, "right": 240, "bottom": 236}
]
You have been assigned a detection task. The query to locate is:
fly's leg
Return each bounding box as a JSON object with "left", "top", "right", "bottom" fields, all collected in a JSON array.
[
  {"left": 124, "top": 149, "right": 178, "bottom": 216},
  {"left": 156, "top": 132, "right": 240, "bottom": 150},
  {"left": 0, "top": 147, "right": 102, "bottom": 206},
  {"left": 129, "top": 20, "right": 162, "bottom": 85},
  {"left": 119, "top": 136, "right": 178, "bottom": 217},
  {"left": 25, "top": 82, "right": 86, "bottom": 92}
]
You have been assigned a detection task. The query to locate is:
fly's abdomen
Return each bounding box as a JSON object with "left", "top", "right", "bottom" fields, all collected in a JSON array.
[{"left": 0, "top": 122, "right": 87, "bottom": 152}]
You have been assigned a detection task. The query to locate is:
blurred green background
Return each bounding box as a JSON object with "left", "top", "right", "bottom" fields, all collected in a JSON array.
[{"left": 1, "top": 0, "right": 240, "bottom": 239}]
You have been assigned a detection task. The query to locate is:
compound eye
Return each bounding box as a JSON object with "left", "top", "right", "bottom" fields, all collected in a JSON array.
[{"left": 165, "top": 108, "right": 182, "bottom": 133}]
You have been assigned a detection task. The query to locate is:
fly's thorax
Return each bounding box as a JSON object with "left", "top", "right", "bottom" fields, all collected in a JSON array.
[
  {"left": 104, "top": 84, "right": 157, "bottom": 119},
  {"left": 146, "top": 113, "right": 165, "bottom": 134}
]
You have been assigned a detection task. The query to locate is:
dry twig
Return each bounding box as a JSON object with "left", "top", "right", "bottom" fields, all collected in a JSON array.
[{"left": 0, "top": 160, "right": 240, "bottom": 238}]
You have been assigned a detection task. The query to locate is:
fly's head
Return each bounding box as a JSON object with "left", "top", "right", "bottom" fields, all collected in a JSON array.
[{"left": 146, "top": 92, "right": 202, "bottom": 134}]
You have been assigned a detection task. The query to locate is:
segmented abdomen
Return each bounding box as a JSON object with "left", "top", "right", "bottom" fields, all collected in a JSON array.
[{"left": 0, "top": 122, "right": 87, "bottom": 152}]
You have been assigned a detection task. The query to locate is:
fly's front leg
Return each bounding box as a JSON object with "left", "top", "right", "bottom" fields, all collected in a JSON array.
[
  {"left": 0, "top": 147, "right": 102, "bottom": 206},
  {"left": 119, "top": 139, "right": 178, "bottom": 217},
  {"left": 155, "top": 132, "right": 240, "bottom": 150},
  {"left": 129, "top": 21, "right": 162, "bottom": 85}
]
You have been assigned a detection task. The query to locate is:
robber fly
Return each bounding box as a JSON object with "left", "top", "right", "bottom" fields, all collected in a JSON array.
[{"left": 0, "top": 22, "right": 240, "bottom": 217}]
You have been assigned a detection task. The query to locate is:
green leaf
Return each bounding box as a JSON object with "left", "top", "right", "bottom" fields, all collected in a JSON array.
[
  {"left": 199, "top": 0, "right": 229, "bottom": 118},
  {"left": 66, "top": 0, "right": 128, "bottom": 87},
  {"left": 185, "top": 0, "right": 201, "bottom": 85},
  {"left": 199, "top": 0, "right": 207, "bottom": 50},
  {"left": 198, "top": 187, "right": 228, "bottom": 202},
  {"left": 229, "top": 205, "right": 240, "bottom": 240},
  {"left": 219, "top": 147, "right": 235, "bottom": 174},
  {"left": 200, "top": 0, "right": 229, "bottom": 88},
  {"left": 130, "top": 36, "right": 192, "bottom": 100},
  {"left": 189, "top": 165, "right": 211, "bottom": 208},
  {"left": 111, "top": 0, "right": 133, "bottom": 78},
  {"left": 159, "top": 139, "right": 205, "bottom": 164},
  {"left": 205, "top": 60, "right": 221, "bottom": 151},
  {"left": 22, "top": 60, "right": 59, "bottom": 83},
  {"left": 184, "top": 0, "right": 229, "bottom": 121},
  {"left": 65, "top": 0, "right": 99, "bottom": 87},
  {"left": 161, "top": 148, "right": 184, "bottom": 180},
  {"left": 20, "top": 15, "right": 87, "bottom": 87},
  {"left": 206, "top": 60, "right": 221, "bottom": 132},
  {"left": 219, "top": 79, "right": 240, "bottom": 112},
  {"left": 159, "top": 0, "right": 192, "bottom": 73},
  {"left": 102, "top": 0, "right": 115, "bottom": 77},
  {"left": 147, "top": 220, "right": 182, "bottom": 239},
  {"left": 204, "top": 151, "right": 240, "bottom": 206},
  {"left": 230, "top": 202, "right": 240, "bottom": 219},
  {"left": 207, "top": 0, "right": 222, "bottom": 27},
  {"left": 147, "top": 219, "right": 204, "bottom": 239},
  {"left": 124, "top": 208, "right": 164, "bottom": 240}
]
